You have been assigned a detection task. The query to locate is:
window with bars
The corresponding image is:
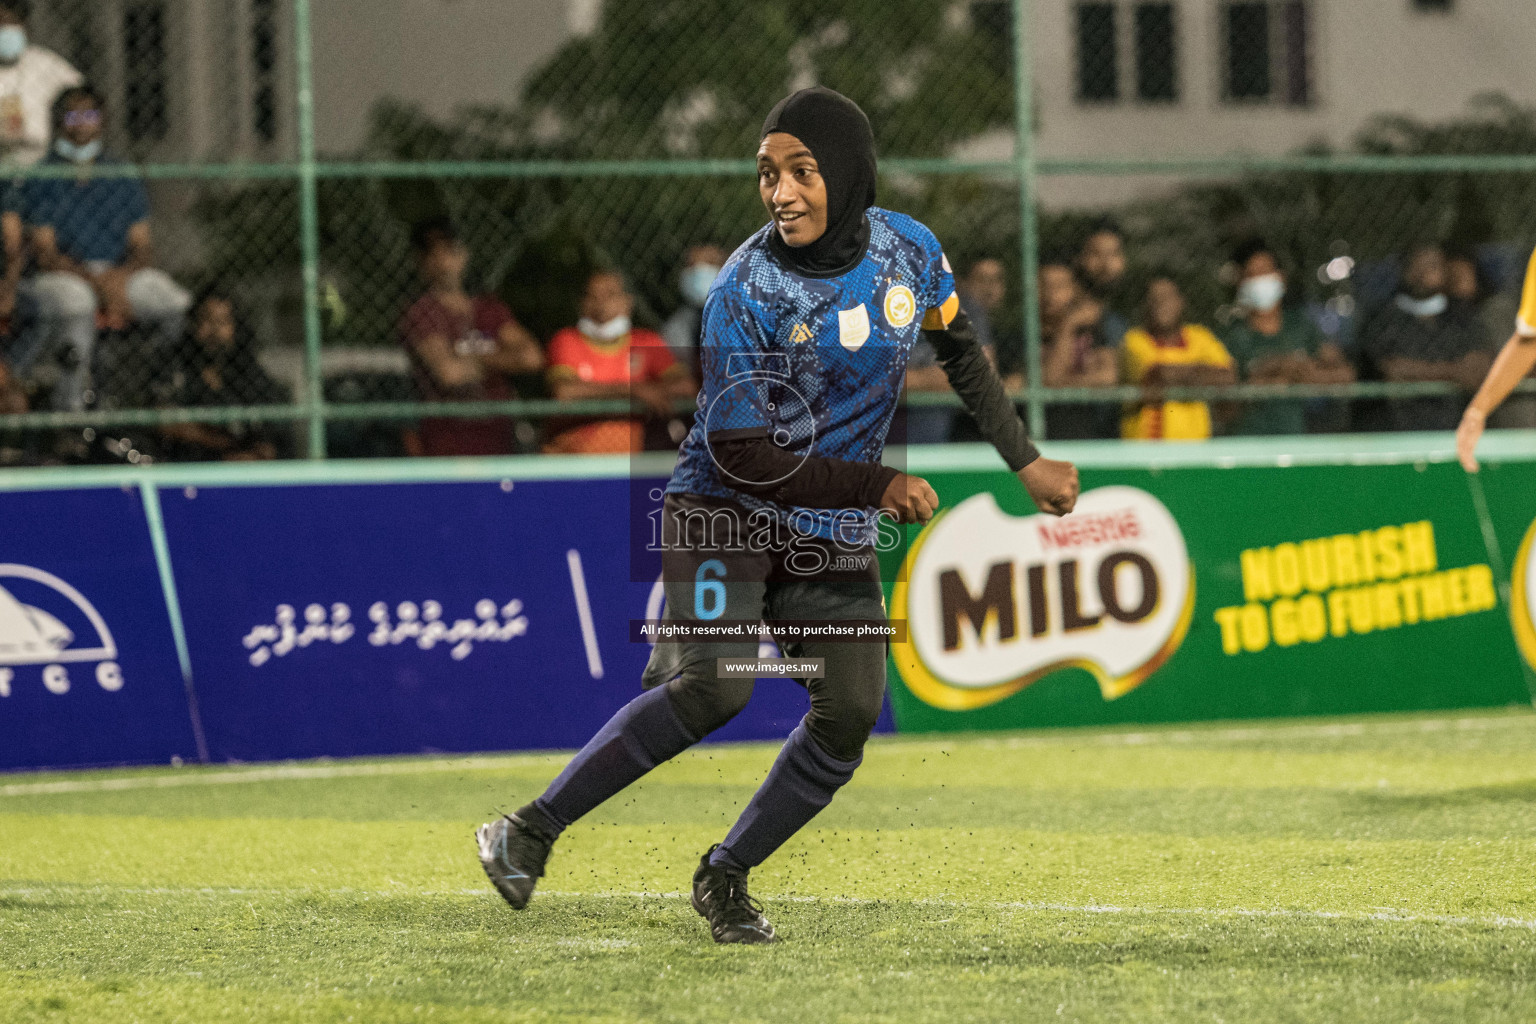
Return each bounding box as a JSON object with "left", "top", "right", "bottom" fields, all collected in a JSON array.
[
  {"left": 1075, "top": 2, "right": 1181, "bottom": 105},
  {"left": 1221, "top": 0, "right": 1313, "bottom": 106},
  {"left": 1135, "top": 3, "right": 1177, "bottom": 102},
  {"left": 1076, "top": 2, "right": 1119, "bottom": 102}
]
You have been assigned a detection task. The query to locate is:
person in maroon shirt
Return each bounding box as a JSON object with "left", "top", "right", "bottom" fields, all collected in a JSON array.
[{"left": 401, "top": 217, "right": 544, "bottom": 456}]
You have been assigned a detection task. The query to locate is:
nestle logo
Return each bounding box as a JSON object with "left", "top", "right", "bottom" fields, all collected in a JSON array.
[{"left": 1038, "top": 509, "right": 1142, "bottom": 550}]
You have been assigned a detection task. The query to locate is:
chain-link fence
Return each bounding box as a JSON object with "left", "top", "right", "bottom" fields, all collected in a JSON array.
[{"left": 0, "top": 0, "right": 1531, "bottom": 464}]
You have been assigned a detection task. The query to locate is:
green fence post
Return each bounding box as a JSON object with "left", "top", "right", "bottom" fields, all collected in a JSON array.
[
  {"left": 293, "top": 0, "right": 326, "bottom": 459},
  {"left": 1012, "top": 0, "right": 1046, "bottom": 440}
]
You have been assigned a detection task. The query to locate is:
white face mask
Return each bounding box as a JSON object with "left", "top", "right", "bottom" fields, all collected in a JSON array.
[
  {"left": 0, "top": 26, "right": 26, "bottom": 64},
  {"left": 578, "top": 315, "right": 631, "bottom": 342},
  {"left": 1395, "top": 292, "right": 1448, "bottom": 318},
  {"left": 679, "top": 263, "right": 720, "bottom": 307},
  {"left": 1237, "top": 273, "right": 1285, "bottom": 313}
]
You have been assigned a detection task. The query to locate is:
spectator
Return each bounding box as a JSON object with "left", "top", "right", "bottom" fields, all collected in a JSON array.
[
  {"left": 545, "top": 269, "right": 694, "bottom": 454},
  {"left": 1039, "top": 258, "right": 1118, "bottom": 439},
  {"left": 1220, "top": 239, "right": 1354, "bottom": 435},
  {"left": 17, "top": 85, "right": 191, "bottom": 411},
  {"left": 155, "top": 287, "right": 287, "bottom": 462},
  {"left": 1361, "top": 242, "right": 1493, "bottom": 432},
  {"left": 661, "top": 243, "right": 727, "bottom": 374},
  {"left": 901, "top": 257, "right": 1006, "bottom": 445},
  {"left": 1120, "top": 276, "right": 1235, "bottom": 440},
  {"left": 958, "top": 256, "right": 1005, "bottom": 352},
  {"left": 400, "top": 216, "right": 544, "bottom": 457},
  {"left": 0, "top": 1, "right": 81, "bottom": 168},
  {"left": 1076, "top": 220, "right": 1131, "bottom": 346}
]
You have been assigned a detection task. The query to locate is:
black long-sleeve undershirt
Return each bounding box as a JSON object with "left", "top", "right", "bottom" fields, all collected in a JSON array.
[
  {"left": 709, "top": 435, "right": 899, "bottom": 510},
  {"left": 705, "top": 309, "right": 1038, "bottom": 509},
  {"left": 928, "top": 309, "right": 1040, "bottom": 472}
]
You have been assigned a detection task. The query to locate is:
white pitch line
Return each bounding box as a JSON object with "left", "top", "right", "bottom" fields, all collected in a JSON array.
[
  {"left": 975, "top": 713, "right": 1536, "bottom": 751},
  {"left": 1, "top": 712, "right": 1530, "bottom": 798},
  {"left": 0, "top": 756, "right": 555, "bottom": 797},
  {"left": 4, "top": 883, "right": 1533, "bottom": 932}
]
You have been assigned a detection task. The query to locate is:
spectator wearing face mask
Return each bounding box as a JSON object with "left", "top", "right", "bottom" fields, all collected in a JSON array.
[
  {"left": 15, "top": 85, "right": 191, "bottom": 412},
  {"left": 0, "top": 1, "right": 80, "bottom": 169},
  {"left": 1219, "top": 239, "right": 1354, "bottom": 436},
  {"left": 545, "top": 269, "right": 695, "bottom": 454},
  {"left": 1360, "top": 242, "right": 1494, "bottom": 433},
  {"left": 1076, "top": 220, "right": 1131, "bottom": 347},
  {"left": 661, "top": 243, "right": 726, "bottom": 376}
]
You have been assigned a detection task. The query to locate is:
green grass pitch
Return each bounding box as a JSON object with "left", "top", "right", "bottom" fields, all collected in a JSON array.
[{"left": 4, "top": 708, "right": 1536, "bottom": 1022}]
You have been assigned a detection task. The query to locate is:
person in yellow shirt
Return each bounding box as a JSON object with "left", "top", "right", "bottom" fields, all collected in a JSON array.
[
  {"left": 1457, "top": 247, "right": 1536, "bottom": 470},
  {"left": 1121, "top": 276, "right": 1237, "bottom": 440}
]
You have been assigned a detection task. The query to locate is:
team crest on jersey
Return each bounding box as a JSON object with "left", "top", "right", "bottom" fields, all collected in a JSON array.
[
  {"left": 884, "top": 285, "right": 916, "bottom": 329},
  {"left": 838, "top": 304, "right": 870, "bottom": 351},
  {"left": 788, "top": 322, "right": 813, "bottom": 345}
]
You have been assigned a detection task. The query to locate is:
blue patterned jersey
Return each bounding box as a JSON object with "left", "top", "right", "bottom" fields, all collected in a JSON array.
[{"left": 667, "top": 207, "right": 959, "bottom": 543}]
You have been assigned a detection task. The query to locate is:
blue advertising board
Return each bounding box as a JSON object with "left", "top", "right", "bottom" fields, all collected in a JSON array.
[
  {"left": 160, "top": 476, "right": 822, "bottom": 761},
  {"left": 0, "top": 487, "right": 199, "bottom": 770}
]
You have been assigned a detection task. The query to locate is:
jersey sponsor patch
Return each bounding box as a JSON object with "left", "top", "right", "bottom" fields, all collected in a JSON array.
[
  {"left": 884, "top": 284, "right": 916, "bottom": 329},
  {"left": 838, "top": 303, "right": 871, "bottom": 351}
]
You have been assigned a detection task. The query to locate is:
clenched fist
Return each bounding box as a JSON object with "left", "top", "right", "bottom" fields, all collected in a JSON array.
[
  {"left": 879, "top": 472, "right": 940, "bottom": 525},
  {"left": 1019, "top": 457, "right": 1079, "bottom": 517}
]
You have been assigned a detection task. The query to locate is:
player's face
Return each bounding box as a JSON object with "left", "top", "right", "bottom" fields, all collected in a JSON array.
[
  {"left": 757, "top": 132, "right": 827, "bottom": 248},
  {"left": 1145, "top": 278, "right": 1184, "bottom": 333}
]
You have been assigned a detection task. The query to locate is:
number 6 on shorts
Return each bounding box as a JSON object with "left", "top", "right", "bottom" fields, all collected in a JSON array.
[{"left": 694, "top": 559, "right": 727, "bottom": 620}]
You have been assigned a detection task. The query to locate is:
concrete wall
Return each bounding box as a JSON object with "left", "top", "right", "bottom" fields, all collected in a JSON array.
[
  {"left": 308, "top": 0, "right": 578, "bottom": 156},
  {"left": 1029, "top": 0, "right": 1536, "bottom": 204}
]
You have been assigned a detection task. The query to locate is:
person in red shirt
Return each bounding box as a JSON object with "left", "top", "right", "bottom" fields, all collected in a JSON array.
[
  {"left": 400, "top": 217, "right": 544, "bottom": 456},
  {"left": 544, "top": 269, "right": 695, "bottom": 453}
]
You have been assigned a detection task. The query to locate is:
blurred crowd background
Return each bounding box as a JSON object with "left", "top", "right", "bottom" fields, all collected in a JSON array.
[{"left": 1, "top": 0, "right": 1535, "bottom": 465}]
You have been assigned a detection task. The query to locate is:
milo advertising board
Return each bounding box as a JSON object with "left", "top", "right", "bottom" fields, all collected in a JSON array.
[{"left": 884, "top": 460, "right": 1531, "bottom": 732}]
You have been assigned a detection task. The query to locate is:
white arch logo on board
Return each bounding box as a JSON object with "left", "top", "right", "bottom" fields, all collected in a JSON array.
[{"left": 0, "top": 564, "right": 123, "bottom": 696}]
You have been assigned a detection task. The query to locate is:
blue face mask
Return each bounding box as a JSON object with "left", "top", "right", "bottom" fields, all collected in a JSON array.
[
  {"left": 1395, "top": 292, "right": 1448, "bottom": 318},
  {"left": 0, "top": 26, "right": 26, "bottom": 63},
  {"left": 679, "top": 263, "right": 720, "bottom": 307},
  {"left": 55, "top": 137, "right": 102, "bottom": 163}
]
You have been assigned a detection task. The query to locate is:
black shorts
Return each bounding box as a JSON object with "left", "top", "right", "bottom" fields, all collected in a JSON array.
[{"left": 640, "top": 493, "right": 888, "bottom": 759}]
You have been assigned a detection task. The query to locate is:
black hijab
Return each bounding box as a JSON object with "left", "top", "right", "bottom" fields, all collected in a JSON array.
[{"left": 760, "top": 87, "right": 876, "bottom": 278}]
